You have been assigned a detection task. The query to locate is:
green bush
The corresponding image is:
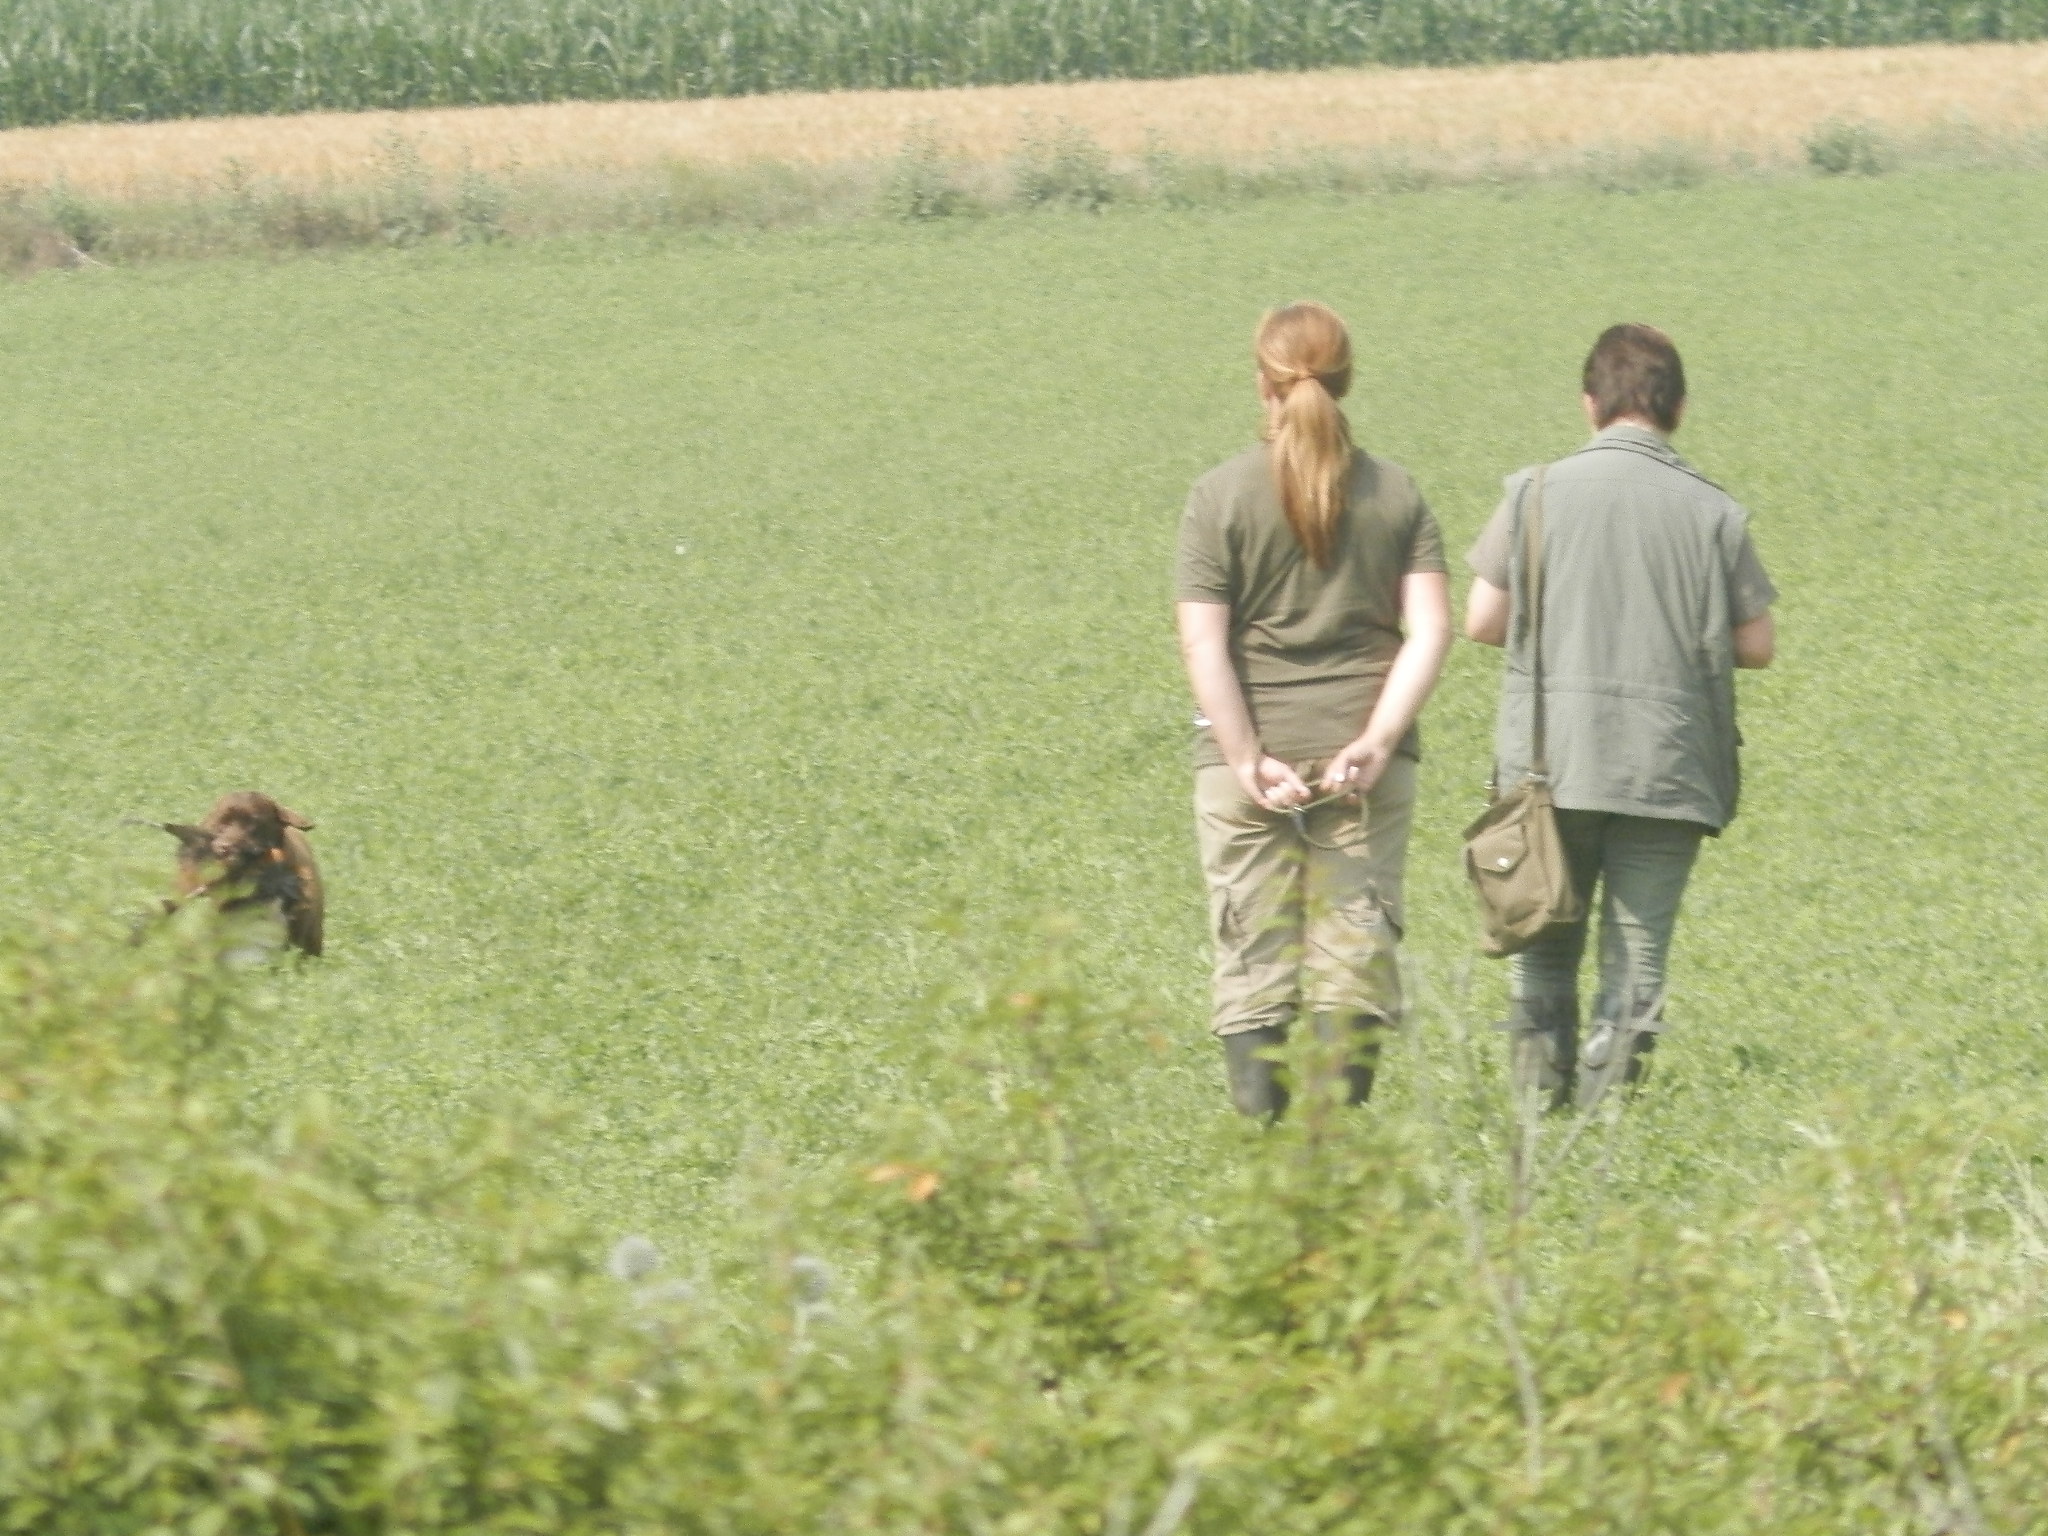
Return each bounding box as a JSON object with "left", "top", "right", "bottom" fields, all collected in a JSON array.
[
  {"left": 5, "top": 0, "right": 2046, "bottom": 129},
  {"left": 1584, "top": 139, "right": 1714, "bottom": 193},
  {"left": 0, "top": 905, "right": 658, "bottom": 1531},
  {"left": 41, "top": 180, "right": 109, "bottom": 254},
  {"left": 1014, "top": 122, "right": 1119, "bottom": 211},
  {"left": 454, "top": 165, "right": 509, "bottom": 243},
  {"left": 883, "top": 130, "right": 972, "bottom": 222},
  {"left": 5, "top": 906, "right": 2048, "bottom": 1529},
  {"left": 1807, "top": 117, "right": 1889, "bottom": 176}
]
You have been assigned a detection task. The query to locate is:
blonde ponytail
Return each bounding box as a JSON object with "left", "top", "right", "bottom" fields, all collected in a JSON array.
[{"left": 1255, "top": 302, "right": 1355, "bottom": 569}]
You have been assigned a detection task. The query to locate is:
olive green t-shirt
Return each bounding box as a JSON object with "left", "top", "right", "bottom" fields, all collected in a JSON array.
[{"left": 1175, "top": 445, "right": 1446, "bottom": 770}]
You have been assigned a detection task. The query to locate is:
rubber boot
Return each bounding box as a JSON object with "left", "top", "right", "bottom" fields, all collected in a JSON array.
[
  {"left": 1575, "top": 1014, "right": 1657, "bottom": 1111},
  {"left": 1502, "top": 998, "right": 1577, "bottom": 1116},
  {"left": 1311, "top": 1010, "right": 1388, "bottom": 1105},
  {"left": 1222, "top": 1025, "right": 1290, "bottom": 1121}
]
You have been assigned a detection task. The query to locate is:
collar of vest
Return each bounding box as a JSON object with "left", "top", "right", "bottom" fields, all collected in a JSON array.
[
  {"left": 1572, "top": 424, "right": 1722, "bottom": 492},
  {"left": 1588, "top": 423, "right": 1677, "bottom": 456}
]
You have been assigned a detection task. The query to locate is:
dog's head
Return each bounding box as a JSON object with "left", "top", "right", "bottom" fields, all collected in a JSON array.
[{"left": 165, "top": 793, "right": 314, "bottom": 879}]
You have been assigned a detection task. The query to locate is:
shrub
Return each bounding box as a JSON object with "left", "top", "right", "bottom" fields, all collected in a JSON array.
[
  {"left": 0, "top": 904, "right": 655, "bottom": 1531},
  {"left": 5, "top": 905, "right": 2048, "bottom": 1529},
  {"left": 455, "top": 166, "right": 509, "bottom": 243},
  {"left": 42, "top": 180, "right": 108, "bottom": 254},
  {"left": 376, "top": 134, "right": 440, "bottom": 246},
  {"left": 883, "top": 130, "right": 971, "bottom": 221},
  {"left": 1015, "top": 121, "right": 1119, "bottom": 211},
  {"left": 1585, "top": 139, "right": 1713, "bottom": 192},
  {"left": 1807, "top": 117, "right": 1888, "bottom": 176}
]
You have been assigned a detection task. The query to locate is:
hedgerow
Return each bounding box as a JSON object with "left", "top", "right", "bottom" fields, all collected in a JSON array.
[
  {"left": 4, "top": 903, "right": 2046, "bottom": 1530},
  {"left": 3, "top": 0, "right": 2047, "bottom": 129}
]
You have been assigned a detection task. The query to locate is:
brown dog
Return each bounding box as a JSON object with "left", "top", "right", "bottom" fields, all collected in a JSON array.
[{"left": 156, "top": 793, "right": 324, "bottom": 956}]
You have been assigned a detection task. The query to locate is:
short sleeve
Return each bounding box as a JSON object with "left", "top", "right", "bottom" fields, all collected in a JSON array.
[
  {"left": 1174, "top": 481, "right": 1232, "bottom": 604},
  {"left": 1728, "top": 523, "right": 1778, "bottom": 625},
  {"left": 1465, "top": 485, "right": 1518, "bottom": 589},
  {"left": 1406, "top": 498, "right": 1448, "bottom": 576}
]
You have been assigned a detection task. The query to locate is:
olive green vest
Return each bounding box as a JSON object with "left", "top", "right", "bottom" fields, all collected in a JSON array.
[{"left": 1494, "top": 427, "right": 1753, "bottom": 831}]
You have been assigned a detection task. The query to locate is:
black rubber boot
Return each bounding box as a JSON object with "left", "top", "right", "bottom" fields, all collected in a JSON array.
[
  {"left": 1222, "top": 1025, "right": 1290, "bottom": 1121},
  {"left": 1311, "top": 1010, "right": 1388, "bottom": 1105},
  {"left": 1501, "top": 998, "right": 1577, "bottom": 1116}
]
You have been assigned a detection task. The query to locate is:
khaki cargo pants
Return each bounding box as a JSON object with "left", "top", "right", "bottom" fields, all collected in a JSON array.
[{"left": 1194, "top": 756, "right": 1415, "bottom": 1038}]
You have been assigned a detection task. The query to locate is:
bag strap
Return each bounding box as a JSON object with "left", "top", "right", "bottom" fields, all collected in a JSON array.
[{"left": 1523, "top": 466, "right": 1549, "bottom": 781}]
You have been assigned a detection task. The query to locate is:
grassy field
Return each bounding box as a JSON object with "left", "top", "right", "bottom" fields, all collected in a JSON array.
[
  {"left": 7, "top": 157, "right": 2048, "bottom": 1530},
  {"left": 3, "top": 162, "right": 2046, "bottom": 1266},
  {"left": 4, "top": 0, "right": 2045, "bottom": 128}
]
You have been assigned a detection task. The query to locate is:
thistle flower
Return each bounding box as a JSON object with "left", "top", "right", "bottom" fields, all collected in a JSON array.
[
  {"left": 790, "top": 1254, "right": 833, "bottom": 1305},
  {"left": 607, "top": 1234, "right": 662, "bottom": 1283}
]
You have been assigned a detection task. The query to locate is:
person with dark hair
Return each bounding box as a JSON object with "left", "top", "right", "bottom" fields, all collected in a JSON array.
[
  {"left": 1177, "top": 302, "right": 1452, "bottom": 1119},
  {"left": 1464, "top": 324, "right": 1777, "bottom": 1111}
]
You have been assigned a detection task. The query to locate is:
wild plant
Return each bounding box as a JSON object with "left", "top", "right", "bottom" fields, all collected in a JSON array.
[
  {"left": 6, "top": 906, "right": 2048, "bottom": 1529},
  {"left": 1807, "top": 117, "right": 1890, "bottom": 176},
  {"left": 1014, "top": 121, "right": 1119, "bottom": 211},
  {"left": 883, "top": 128, "right": 971, "bottom": 221}
]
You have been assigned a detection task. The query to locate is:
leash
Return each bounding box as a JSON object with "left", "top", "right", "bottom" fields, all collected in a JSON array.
[{"left": 1278, "top": 784, "right": 1369, "bottom": 850}]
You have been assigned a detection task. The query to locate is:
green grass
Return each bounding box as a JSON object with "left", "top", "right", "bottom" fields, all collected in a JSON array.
[
  {"left": 3, "top": 167, "right": 2047, "bottom": 1270},
  {"left": 3, "top": 0, "right": 2046, "bottom": 127}
]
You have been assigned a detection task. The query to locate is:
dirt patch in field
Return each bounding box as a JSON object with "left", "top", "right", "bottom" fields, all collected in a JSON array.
[{"left": 4, "top": 42, "right": 2046, "bottom": 200}]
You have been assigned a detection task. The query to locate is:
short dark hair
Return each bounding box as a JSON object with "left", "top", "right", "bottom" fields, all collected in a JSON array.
[{"left": 1582, "top": 324, "right": 1686, "bottom": 432}]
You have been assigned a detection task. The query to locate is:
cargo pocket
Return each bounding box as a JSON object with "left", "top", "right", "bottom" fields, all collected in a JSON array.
[
  {"left": 1207, "top": 885, "right": 1249, "bottom": 979},
  {"left": 1334, "top": 889, "right": 1396, "bottom": 940},
  {"left": 1308, "top": 888, "right": 1402, "bottom": 1018}
]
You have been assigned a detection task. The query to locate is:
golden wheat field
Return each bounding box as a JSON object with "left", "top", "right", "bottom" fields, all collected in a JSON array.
[{"left": 3, "top": 40, "right": 2046, "bottom": 200}]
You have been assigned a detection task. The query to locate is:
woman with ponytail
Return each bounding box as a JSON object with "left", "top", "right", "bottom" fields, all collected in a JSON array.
[{"left": 1176, "top": 302, "right": 1452, "bottom": 1119}]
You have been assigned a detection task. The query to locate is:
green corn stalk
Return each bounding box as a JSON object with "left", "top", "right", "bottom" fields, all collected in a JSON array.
[{"left": 1, "top": 0, "right": 2044, "bottom": 128}]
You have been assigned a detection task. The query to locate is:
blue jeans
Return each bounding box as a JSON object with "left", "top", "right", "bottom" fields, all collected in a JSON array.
[{"left": 1509, "top": 810, "right": 1703, "bottom": 1076}]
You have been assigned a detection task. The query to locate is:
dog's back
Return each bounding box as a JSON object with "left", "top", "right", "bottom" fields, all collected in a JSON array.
[{"left": 280, "top": 824, "right": 323, "bottom": 956}]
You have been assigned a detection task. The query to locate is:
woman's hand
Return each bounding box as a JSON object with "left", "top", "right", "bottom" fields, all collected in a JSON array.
[
  {"left": 1340, "top": 572, "right": 1452, "bottom": 795},
  {"left": 1319, "top": 738, "right": 1392, "bottom": 799},
  {"left": 1237, "top": 755, "right": 1311, "bottom": 810}
]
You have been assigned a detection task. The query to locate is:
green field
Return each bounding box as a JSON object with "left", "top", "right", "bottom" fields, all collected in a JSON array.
[
  {"left": 4, "top": 0, "right": 2046, "bottom": 126},
  {"left": 6, "top": 168, "right": 2048, "bottom": 1234},
  {"left": 5, "top": 169, "right": 2048, "bottom": 1524}
]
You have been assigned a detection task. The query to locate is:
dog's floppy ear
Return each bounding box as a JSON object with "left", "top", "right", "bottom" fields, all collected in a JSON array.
[
  {"left": 160, "top": 822, "right": 215, "bottom": 853},
  {"left": 278, "top": 805, "right": 315, "bottom": 831}
]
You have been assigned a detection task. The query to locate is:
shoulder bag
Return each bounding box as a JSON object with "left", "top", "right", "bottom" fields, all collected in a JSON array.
[{"left": 1461, "top": 466, "right": 1584, "bottom": 957}]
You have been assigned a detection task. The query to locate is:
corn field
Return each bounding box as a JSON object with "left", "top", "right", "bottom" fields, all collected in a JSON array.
[{"left": 2, "top": 0, "right": 2046, "bottom": 130}]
